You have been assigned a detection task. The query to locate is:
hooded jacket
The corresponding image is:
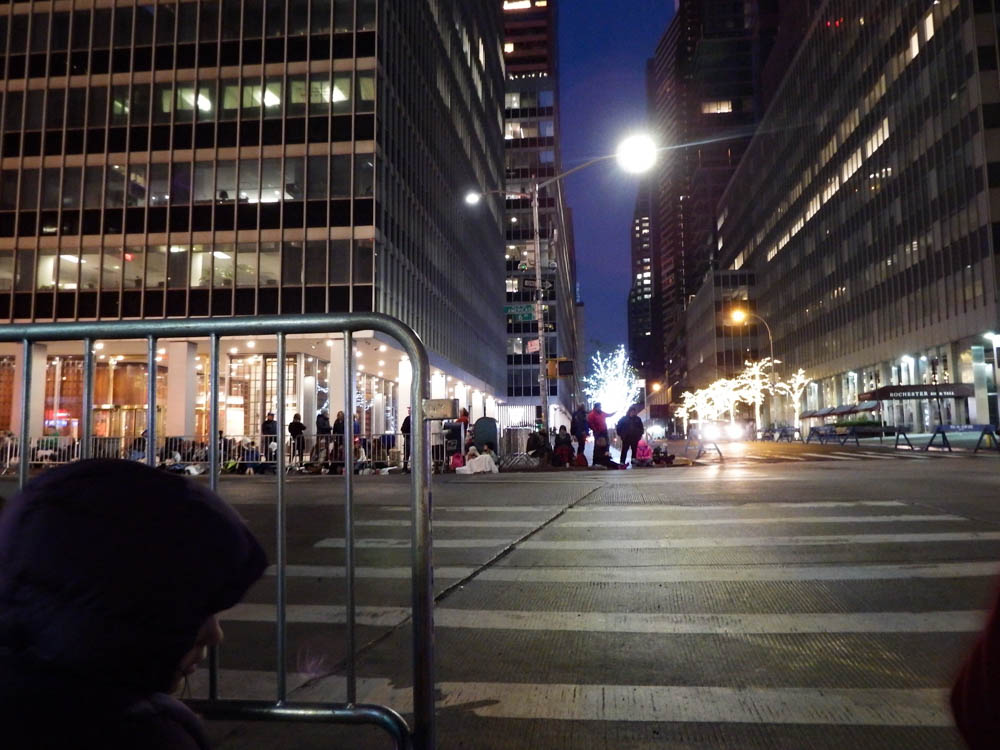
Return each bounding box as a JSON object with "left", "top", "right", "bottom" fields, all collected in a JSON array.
[{"left": 0, "top": 459, "right": 267, "bottom": 749}]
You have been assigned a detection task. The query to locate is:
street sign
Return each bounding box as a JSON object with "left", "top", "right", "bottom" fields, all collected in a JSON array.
[
  {"left": 522, "top": 279, "right": 553, "bottom": 290},
  {"left": 504, "top": 304, "right": 534, "bottom": 315},
  {"left": 525, "top": 338, "right": 540, "bottom": 354},
  {"left": 513, "top": 314, "right": 534, "bottom": 322}
]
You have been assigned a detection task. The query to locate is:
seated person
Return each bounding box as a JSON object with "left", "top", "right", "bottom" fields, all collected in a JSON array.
[
  {"left": 553, "top": 426, "right": 575, "bottom": 467},
  {"left": 633, "top": 438, "right": 654, "bottom": 467},
  {"left": 0, "top": 459, "right": 266, "bottom": 749},
  {"left": 526, "top": 429, "right": 552, "bottom": 460}
]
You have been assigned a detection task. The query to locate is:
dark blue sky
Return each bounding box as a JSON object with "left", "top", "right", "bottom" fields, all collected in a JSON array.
[{"left": 558, "top": 0, "right": 673, "bottom": 358}]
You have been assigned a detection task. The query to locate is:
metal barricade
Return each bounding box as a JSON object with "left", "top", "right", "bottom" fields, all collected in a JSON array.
[{"left": 2, "top": 313, "right": 435, "bottom": 750}]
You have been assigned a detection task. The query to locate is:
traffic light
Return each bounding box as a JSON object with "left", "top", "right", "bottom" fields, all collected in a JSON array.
[{"left": 546, "top": 359, "right": 575, "bottom": 379}]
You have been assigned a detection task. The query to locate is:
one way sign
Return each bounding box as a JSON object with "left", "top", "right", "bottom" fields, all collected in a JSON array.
[{"left": 522, "top": 279, "right": 553, "bottom": 290}]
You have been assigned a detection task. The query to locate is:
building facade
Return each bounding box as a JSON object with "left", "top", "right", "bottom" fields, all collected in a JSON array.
[
  {"left": 627, "top": 181, "right": 659, "bottom": 379},
  {"left": 685, "top": 267, "right": 757, "bottom": 391},
  {"left": 501, "top": 0, "right": 581, "bottom": 429},
  {"left": 714, "top": 0, "right": 1000, "bottom": 430},
  {"left": 649, "top": 0, "right": 776, "bottom": 402},
  {"left": 0, "top": 0, "right": 508, "bottom": 443}
]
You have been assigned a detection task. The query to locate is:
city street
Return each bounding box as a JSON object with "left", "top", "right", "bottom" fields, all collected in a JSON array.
[{"left": 162, "top": 453, "right": 1000, "bottom": 749}]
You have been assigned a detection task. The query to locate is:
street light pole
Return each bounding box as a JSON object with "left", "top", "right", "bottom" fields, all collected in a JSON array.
[
  {"left": 732, "top": 309, "right": 776, "bottom": 427},
  {"left": 531, "top": 181, "right": 548, "bottom": 433},
  {"left": 467, "top": 134, "right": 658, "bottom": 435}
]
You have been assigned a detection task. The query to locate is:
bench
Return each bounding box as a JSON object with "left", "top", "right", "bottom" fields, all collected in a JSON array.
[
  {"left": 924, "top": 424, "right": 1000, "bottom": 454},
  {"left": 806, "top": 426, "right": 837, "bottom": 444},
  {"left": 776, "top": 426, "right": 803, "bottom": 443}
]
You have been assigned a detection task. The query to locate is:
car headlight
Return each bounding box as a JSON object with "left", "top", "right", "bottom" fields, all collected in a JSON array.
[{"left": 725, "top": 423, "right": 743, "bottom": 440}]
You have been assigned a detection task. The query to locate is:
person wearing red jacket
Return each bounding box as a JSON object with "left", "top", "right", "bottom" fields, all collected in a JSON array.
[
  {"left": 952, "top": 586, "right": 1000, "bottom": 747},
  {"left": 587, "top": 403, "right": 615, "bottom": 466}
]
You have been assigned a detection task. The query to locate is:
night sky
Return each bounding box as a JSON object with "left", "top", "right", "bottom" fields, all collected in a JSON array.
[{"left": 558, "top": 0, "right": 673, "bottom": 361}]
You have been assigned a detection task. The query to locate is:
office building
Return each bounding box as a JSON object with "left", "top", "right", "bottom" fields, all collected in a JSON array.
[
  {"left": 501, "top": 0, "right": 581, "bottom": 429},
  {"left": 713, "top": 0, "right": 1000, "bottom": 429},
  {"left": 649, "top": 0, "right": 776, "bottom": 401},
  {"left": 0, "top": 0, "right": 507, "bottom": 440},
  {"left": 627, "top": 181, "right": 659, "bottom": 379}
]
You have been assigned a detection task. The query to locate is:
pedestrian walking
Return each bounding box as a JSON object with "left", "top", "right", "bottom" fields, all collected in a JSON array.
[
  {"left": 587, "top": 402, "right": 615, "bottom": 466},
  {"left": 0, "top": 459, "right": 266, "bottom": 749},
  {"left": 571, "top": 405, "right": 590, "bottom": 464},
  {"left": 616, "top": 406, "right": 644, "bottom": 467}
]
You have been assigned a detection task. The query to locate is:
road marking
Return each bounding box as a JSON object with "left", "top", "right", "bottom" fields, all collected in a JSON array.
[
  {"left": 556, "top": 513, "right": 963, "bottom": 528},
  {"left": 225, "top": 603, "right": 987, "bottom": 634},
  {"left": 316, "top": 537, "right": 512, "bottom": 549},
  {"left": 376, "top": 505, "right": 566, "bottom": 513},
  {"left": 429, "top": 682, "right": 952, "bottom": 727},
  {"left": 189, "top": 672, "right": 952, "bottom": 727},
  {"left": 357, "top": 519, "right": 538, "bottom": 528},
  {"left": 573, "top": 501, "right": 908, "bottom": 511},
  {"left": 801, "top": 452, "right": 857, "bottom": 460},
  {"left": 314, "top": 530, "right": 1000, "bottom": 551},
  {"left": 519, "top": 531, "right": 1000, "bottom": 549},
  {"left": 271, "top": 560, "right": 1000, "bottom": 582},
  {"left": 854, "top": 452, "right": 899, "bottom": 460}
]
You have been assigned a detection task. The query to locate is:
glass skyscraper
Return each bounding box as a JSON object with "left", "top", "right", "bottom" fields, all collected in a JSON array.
[
  {"left": 713, "top": 0, "right": 1000, "bottom": 429},
  {"left": 0, "top": 0, "right": 507, "bottom": 440}
]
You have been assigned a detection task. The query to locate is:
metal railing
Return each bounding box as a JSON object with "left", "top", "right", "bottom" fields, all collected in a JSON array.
[{"left": 0, "top": 314, "right": 435, "bottom": 750}]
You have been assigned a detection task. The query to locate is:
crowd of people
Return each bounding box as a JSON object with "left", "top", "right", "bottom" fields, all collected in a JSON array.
[{"left": 523, "top": 402, "right": 665, "bottom": 470}]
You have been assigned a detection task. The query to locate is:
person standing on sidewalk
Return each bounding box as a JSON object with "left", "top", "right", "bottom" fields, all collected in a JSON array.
[
  {"left": 587, "top": 403, "right": 615, "bottom": 466},
  {"left": 288, "top": 413, "right": 306, "bottom": 466},
  {"left": 571, "top": 405, "right": 590, "bottom": 464},
  {"left": 400, "top": 407, "right": 411, "bottom": 472},
  {"left": 616, "top": 406, "right": 644, "bottom": 468}
]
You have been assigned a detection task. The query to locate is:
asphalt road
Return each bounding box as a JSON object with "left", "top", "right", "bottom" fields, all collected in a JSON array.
[{"left": 124, "top": 451, "right": 994, "bottom": 750}]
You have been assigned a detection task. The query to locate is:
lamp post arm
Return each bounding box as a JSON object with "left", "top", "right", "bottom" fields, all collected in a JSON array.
[{"left": 535, "top": 154, "right": 617, "bottom": 191}]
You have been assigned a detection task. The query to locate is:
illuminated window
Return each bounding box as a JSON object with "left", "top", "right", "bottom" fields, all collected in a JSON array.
[
  {"left": 504, "top": 42, "right": 514, "bottom": 53},
  {"left": 701, "top": 100, "right": 733, "bottom": 114}
]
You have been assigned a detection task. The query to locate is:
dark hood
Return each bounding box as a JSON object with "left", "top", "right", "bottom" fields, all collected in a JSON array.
[{"left": 0, "top": 459, "right": 266, "bottom": 696}]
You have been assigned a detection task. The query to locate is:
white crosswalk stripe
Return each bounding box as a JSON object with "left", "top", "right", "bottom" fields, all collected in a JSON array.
[{"left": 219, "top": 480, "right": 986, "bottom": 744}]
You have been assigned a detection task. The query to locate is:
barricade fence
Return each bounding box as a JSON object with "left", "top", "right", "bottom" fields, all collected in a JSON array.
[
  {"left": 4, "top": 430, "right": 455, "bottom": 476},
  {"left": 0, "top": 314, "right": 436, "bottom": 750}
]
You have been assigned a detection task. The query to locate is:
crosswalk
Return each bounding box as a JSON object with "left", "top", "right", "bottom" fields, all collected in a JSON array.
[
  {"left": 734, "top": 448, "right": 966, "bottom": 463},
  {"left": 204, "top": 484, "right": 995, "bottom": 748}
]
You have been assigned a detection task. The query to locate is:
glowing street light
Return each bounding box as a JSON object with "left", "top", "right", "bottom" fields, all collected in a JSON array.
[{"left": 616, "top": 134, "right": 658, "bottom": 174}]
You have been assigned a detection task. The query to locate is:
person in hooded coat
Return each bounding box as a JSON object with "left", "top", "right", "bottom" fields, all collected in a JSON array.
[{"left": 0, "top": 459, "right": 267, "bottom": 750}]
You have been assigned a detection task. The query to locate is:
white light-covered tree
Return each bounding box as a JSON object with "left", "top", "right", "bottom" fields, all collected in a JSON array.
[
  {"left": 707, "top": 378, "right": 745, "bottom": 423},
  {"left": 582, "top": 345, "right": 641, "bottom": 417},
  {"left": 775, "top": 368, "right": 811, "bottom": 428},
  {"left": 736, "top": 358, "right": 775, "bottom": 432}
]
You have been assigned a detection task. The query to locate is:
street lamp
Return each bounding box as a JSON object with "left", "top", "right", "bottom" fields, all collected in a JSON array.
[
  {"left": 467, "top": 133, "right": 658, "bottom": 432},
  {"left": 731, "top": 307, "right": 777, "bottom": 420}
]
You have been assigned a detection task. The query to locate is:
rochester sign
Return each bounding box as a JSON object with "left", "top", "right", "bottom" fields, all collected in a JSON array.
[{"left": 860, "top": 384, "right": 974, "bottom": 401}]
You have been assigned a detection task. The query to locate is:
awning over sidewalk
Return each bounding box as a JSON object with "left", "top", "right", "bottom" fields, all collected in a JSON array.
[{"left": 798, "top": 410, "right": 817, "bottom": 419}]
